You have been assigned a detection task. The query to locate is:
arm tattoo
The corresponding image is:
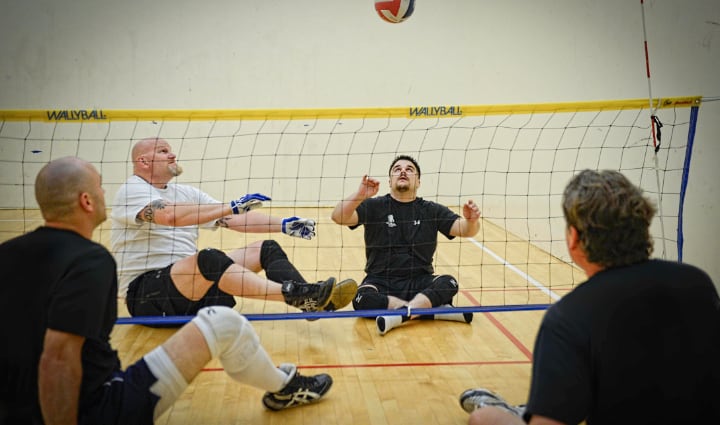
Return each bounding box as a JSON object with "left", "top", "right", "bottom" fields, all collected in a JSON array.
[
  {"left": 138, "top": 199, "right": 167, "bottom": 223},
  {"left": 216, "top": 216, "right": 231, "bottom": 228}
]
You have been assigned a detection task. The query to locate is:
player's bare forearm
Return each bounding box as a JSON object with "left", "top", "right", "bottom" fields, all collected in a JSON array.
[
  {"left": 331, "top": 196, "right": 364, "bottom": 225},
  {"left": 331, "top": 175, "right": 379, "bottom": 225},
  {"left": 217, "top": 211, "right": 282, "bottom": 233},
  {"left": 451, "top": 200, "right": 481, "bottom": 237},
  {"left": 39, "top": 330, "right": 84, "bottom": 425},
  {"left": 458, "top": 218, "right": 481, "bottom": 237},
  {"left": 138, "top": 201, "right": 231, "bottom": 227}
]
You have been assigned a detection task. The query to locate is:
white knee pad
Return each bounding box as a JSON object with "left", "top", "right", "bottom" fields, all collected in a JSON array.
[
  {"left": 190, "top": 306, "right": 287, "bottom": 391},
  {"left": 191, "top": 306, "right": 260, "bottom": 365}
]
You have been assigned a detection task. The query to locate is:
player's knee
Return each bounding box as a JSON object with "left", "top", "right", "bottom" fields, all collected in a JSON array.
[
  {"left": 259, "top": 239, "right": 289, "bottom": 269},
  {"left": 191, "top": 306, "right": 258, "bottom": 359},
  {"left": 352, "top": 285, "right": 389, "bottom": 310},
  {"left": 197, "top": 248, "right": 234, "bottom": 282},
  {"left": 421, "top": 274, "right": 459, "bottom": 306}
]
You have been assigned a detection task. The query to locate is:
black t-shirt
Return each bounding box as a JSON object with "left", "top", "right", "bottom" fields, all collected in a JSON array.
[
  {"left": 0, "top": 227, "right": 120, "bottom": 423},
  {"left": 350, "top": 194, "right": 459, "bottom": 278},
  {"left": 525, "top": 259, "right": 720, "bottom": 424}
]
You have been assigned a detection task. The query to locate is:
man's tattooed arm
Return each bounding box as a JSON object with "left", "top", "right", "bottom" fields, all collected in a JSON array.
[
  {"left": 137, "top": 199, "right": 167, "bottom": 223},
  {"left": 215, "top": 216, "right": 231, "bottom": 228}
]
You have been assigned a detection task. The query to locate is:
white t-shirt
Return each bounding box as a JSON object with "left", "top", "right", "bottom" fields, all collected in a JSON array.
[{"left": 110, "top": 175, "right": 220, "bottom": 297}]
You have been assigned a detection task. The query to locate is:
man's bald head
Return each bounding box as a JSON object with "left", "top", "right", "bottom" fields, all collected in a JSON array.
[
  {"left": 131, "top": 137, "right": 182, "bottom": 183},
  {"left": 131, "top": 137, "right": 162, "bottom": 161},
  {"left": 35, "top": 157, "right": 102, "bottom": 222}
]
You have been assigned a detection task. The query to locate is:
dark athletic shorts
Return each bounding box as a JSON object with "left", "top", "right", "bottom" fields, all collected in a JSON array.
[
  {"left": 362, "top": 274, "right": 441, "bottom": 301},
  {"left": 126, "top": 264, "right": 236, "bottom": 318},
  {"left": 80, "top": 359, "right": 158, "bottom": 425}
]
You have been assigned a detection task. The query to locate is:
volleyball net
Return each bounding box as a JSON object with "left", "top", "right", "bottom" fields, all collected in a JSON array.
[{"left": 0, "top": 96, "right": 702, "bottom": 322}]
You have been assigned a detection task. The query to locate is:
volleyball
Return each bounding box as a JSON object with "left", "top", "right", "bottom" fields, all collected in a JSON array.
[{"left": 374, "top": 0, "right": 415, "bottom": 24}]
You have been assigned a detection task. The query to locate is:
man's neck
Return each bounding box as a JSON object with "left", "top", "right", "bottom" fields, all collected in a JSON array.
[
  {"left": 389, "top": 191, "right": 416, "bottom": 203},
  {"left": 134, "top": 173, "right": 169, "bottom": 189},
  {"left": 44, "top": 220, "right": 93, "bottom": 240}
]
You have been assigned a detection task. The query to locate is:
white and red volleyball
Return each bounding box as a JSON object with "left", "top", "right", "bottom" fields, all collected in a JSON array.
[{"left": 374, "top": 0, "right": 415, "bottom": 24}]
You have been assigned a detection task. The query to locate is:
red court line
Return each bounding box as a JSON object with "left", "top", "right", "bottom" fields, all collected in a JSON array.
[
  {"left": 199, "top": 290, "right": 536, "bottom": 373},
  {"left": 201, "top": 359, "right": 530, "bottom": 373},
  {"left": 462, "top": 290, "right": 533, "bottom": 361}
]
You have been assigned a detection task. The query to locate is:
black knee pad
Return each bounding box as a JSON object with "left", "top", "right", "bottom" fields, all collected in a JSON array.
[
  {"left": 352, "top": 285, "right": 389, "bottom": 310},
  {"left": 421, "top": 274, "right": 459, "bottom": 306},
  {"left": 197, "top": 248, "right": 234, "bottom": 282},
  {"left": 260, "top": 240, "right": 304, "bottom": 283},
  {"left": 260, "top": 240, "right": 289, "bottom": 269}
]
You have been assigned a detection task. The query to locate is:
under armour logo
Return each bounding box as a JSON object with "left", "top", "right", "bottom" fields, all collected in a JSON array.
[
  {"left": 386, "top": 214, "right": 397, "bottom": 227},
  {"left": 414, "top": 220, "right": 421, "bottom": 225}
]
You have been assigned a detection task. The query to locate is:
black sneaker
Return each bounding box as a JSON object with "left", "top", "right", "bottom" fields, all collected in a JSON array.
[
  {"left": 262, "top": 363, "right": 333, "bottom": 411},
  {"left": 304, "top": 278, "right": 358, "bottom": 322},
  {"left": 281, "top": 277, "right": 335, "bottom": 312},
  {"left": 459, "top": 388, "right": 525, "bottom": 416},
  {"left": 324, "top": 278, "right": 358, "bottom": 311}
]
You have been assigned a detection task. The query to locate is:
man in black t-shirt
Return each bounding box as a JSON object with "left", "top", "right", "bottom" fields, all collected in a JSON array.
[
  {"left": 459, "top": 169, "right": 720, "bottom": 425},
  {"left": 0, "top": 157, "right": 333, "bottom": 425},
  {"left": 331, "top": 155, "right": 481, "bottom": 335}
]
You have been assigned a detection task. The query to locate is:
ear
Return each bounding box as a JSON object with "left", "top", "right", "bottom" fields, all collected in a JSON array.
[
  {"left": 566, "top": 225, "right": 580, "bottom": 249},
  {"left": 79, "top": 192, "right": 94, "bottom": 213}
]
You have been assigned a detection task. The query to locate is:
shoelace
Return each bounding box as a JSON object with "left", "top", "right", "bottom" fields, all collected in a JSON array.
[{"left": 283, "top": 375, "right": 321, "bottom": 395}]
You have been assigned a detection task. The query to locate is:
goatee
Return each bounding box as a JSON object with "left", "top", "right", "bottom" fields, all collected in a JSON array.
[{"left": 169, "top": 163, "right": 183, "bottom": 176}]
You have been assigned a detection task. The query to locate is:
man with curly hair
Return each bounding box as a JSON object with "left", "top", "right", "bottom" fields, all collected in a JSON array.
[{"left": 460, "top": 169, "right": 720, "bottom": 425}]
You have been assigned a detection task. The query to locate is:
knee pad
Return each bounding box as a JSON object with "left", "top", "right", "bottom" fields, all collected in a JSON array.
[
  {"left": 259, "top": 240, "right": 288, "bottom": 269},
  {"left": 421, "top": 274, "right": 459, "bottom": 306},
  {"left": 352, "top": 285, "right": 389, "bottom": 310},
  {"left": 191, "top": 306, "right": 259, "bottom": 361},
  {"left": 197, "top": 248, "right": 233, "bottom": 282},
  {"left": 260, "top": 240, "right": 304, "bottom": 283}
]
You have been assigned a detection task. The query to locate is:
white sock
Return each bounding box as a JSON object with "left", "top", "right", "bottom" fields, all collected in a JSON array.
[
  {"left": 376, "top": 314, "right": 405, "bottom": 335},
  {"left": 144, "top": 346, "right": 188, "bottom": 420},
  {"left": 431, "top": 305, "right": 474, "bottom": 323}
]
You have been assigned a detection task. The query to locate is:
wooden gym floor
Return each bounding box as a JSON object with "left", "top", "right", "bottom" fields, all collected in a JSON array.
[{"left": 1, "top": 207, "right": 582, "bottom": 425}]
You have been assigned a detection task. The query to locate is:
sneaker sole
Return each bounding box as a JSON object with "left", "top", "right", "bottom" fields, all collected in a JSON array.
[
  {"left": 376, "top": 316, "right": 387, "bottom": 335},
  {"left": 326, "top": 278, "right": 358, "bottom": 311}
]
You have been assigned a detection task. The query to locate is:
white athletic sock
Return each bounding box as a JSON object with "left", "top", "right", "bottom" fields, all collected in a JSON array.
[
  {"left": 432, "top": 304, "right": 474, "bottom": 323},
  {"left": 224, "top": 345, "right": 288, "bottom": 392},
  {"left": 376, "top": 314, "right": 405, "bottom": 336},
  {"left": 144, "top": 346, "right": 188, "bottom": 420},
  {"left": 433, "top": 304, "right": 473, "bottom": 323}
]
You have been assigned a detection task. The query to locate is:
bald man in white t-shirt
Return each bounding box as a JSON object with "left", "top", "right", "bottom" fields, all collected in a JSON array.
[{"left": 111, "top": 137, "right": 356, "bottom": 319}]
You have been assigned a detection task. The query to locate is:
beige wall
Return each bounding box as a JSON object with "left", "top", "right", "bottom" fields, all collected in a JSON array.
[{"left": 1, "top": 0, "right": 718, "bottom": 286}]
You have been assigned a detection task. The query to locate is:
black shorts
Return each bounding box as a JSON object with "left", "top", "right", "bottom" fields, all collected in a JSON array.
[
  {"left": 126, "top": 264, "right": 236, "bottom": 318},
  {"left": 80, "top": 359, "right": 158, "bottom": 425},
  {"left": 362, "top": 274, "right": 439, "bottom": 301}
]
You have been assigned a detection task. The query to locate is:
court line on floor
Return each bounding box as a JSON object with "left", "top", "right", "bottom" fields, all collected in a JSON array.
[
  {"left": 200, "top": 359, "right": 531, "bottom": 373},
  {"left": 466, "top": 237, "right": 561, "bottom": 301}
]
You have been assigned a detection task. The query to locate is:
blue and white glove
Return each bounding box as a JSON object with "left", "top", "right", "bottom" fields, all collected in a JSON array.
[
  {"left": 282, "top": 216, "right": 316, "bottom": 240},
  {"left": 230, "top": 193, "right": 271, "bottom": 214}
]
